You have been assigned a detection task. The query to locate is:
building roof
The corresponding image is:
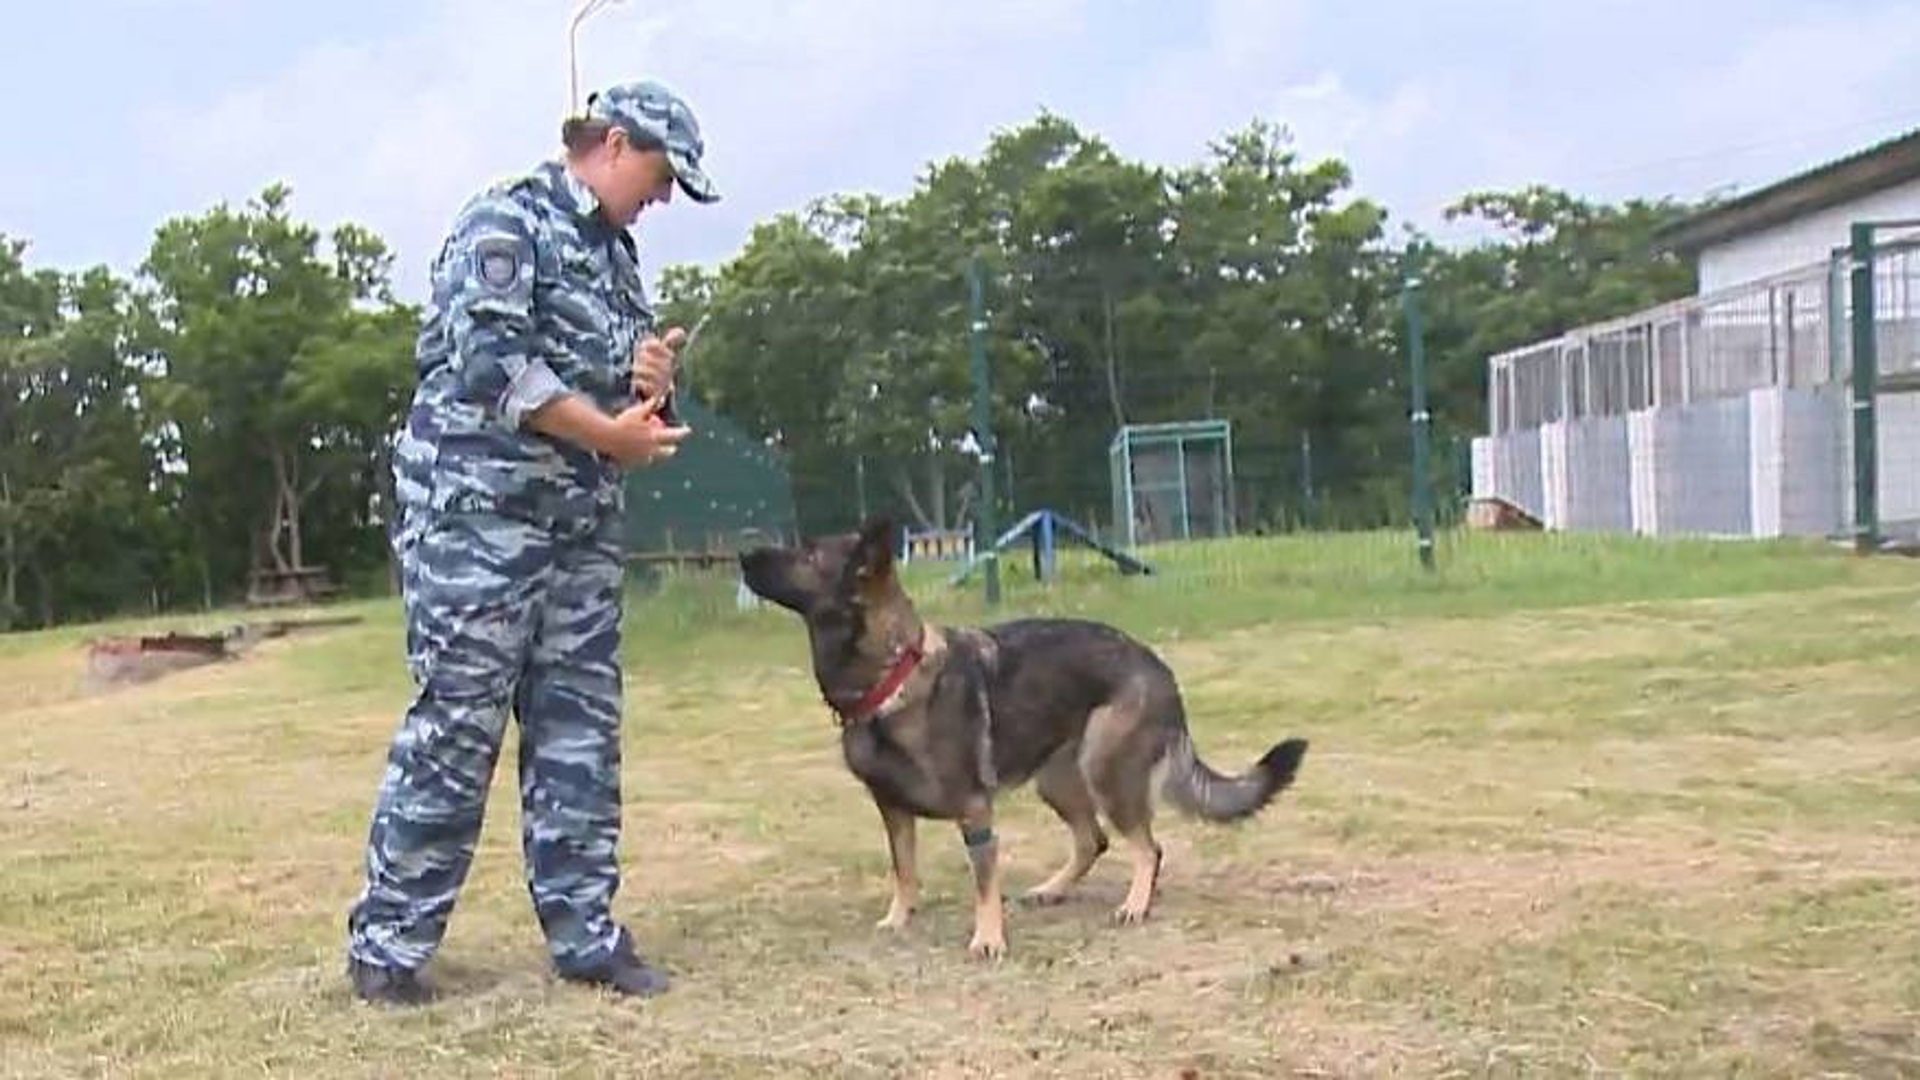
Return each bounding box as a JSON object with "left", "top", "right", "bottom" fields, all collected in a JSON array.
[{"left": 1655, "top": 126, "right": 1920, "bottom": 255}]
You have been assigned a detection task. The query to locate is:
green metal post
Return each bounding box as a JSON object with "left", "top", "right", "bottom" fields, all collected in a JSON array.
[
  {"left": 968, "top": 255, "right": 1001, "bottom": 605},
  {"left": 1222, "top": 422, "right": 1237, "bottom": 535},
  {"left": 1299, "top": 429, "right": 1314, "bottom": 529},
  {"left": 1849, "top": 222, "right": 1879, "bottom": 555},
  {"left": 1003, "top": 443, "right": 1015, "bottom": 513},
  {"left": 1454, "top": 435, "right": 1471, "bottom": 524},
  {"left": 1175, "top": 436, "right": 1192, "bottom": 540},
  {"left": 1402, "top": 276, "right": 1436, "bottom": 570},
  {"left": 1827, "top": 248, "right": 1847, "bottom": 386}
]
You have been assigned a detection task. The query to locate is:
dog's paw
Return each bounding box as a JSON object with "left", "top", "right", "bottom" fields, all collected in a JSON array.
[
  {"left": 1019, "top": 886, "right": 1069, "bottom": 908},
  {"left": 874, "top": 907, "right": 913, "bottom": 932},
  {"left": 967, "top": 931, "right": 1006, "bottom": 961},
  {"left": 1112, "top": 901, "right": 1152, "bottom": 926}
]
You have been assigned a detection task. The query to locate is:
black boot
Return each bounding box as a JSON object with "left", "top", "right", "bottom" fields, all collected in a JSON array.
[
  {"left": 348, "top": 957, "right": 434, "bottom": 1006},
  {"left": 559, "top": 929, "right": 670, "bottom": 998}
]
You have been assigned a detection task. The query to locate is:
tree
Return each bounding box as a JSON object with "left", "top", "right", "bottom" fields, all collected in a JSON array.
[
  {"left": 2, "top": 112, "right": 1718, "bottom": 634},
  {"left": 0, "top": 239, "right": 172, "bottom": 628},
  {"left": 0, "top": 236, "right": 73, "bottom": 628},
  {"left": 1118, "top": 120, "right": 1395, "bottom": 525},
  {"left": 831, "top": 172, "right": 1042, "bottom": 532},
  {"left": 286, "top": 302, "right": 419, "bottom": 586},
  {"left": 659, "top": 210, "right": 865, "bottom": 532},
  {"left": 136, "top": 183, "right": 415, "bottom": 600},
  {"left": 667, "top": 113, "right": 1409, "bottom": 533},
  {"left": 1405, "top": 185, "right": 1699, "bottom": 442}
]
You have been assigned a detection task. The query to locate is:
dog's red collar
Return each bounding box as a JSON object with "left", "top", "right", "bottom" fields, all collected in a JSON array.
[{"left": 830, "top": 633, "right": 926, "bottom": 725}]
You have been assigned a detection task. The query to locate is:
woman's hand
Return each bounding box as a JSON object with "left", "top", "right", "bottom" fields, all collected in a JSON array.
[
  {"left": 632, "top": 326, "right": 687, "bottom": 402},
  {"left": 602, "top": 394, "right": 692, "bottom": 468},
  {"left": 526, "top": 393, "right": 692, "bottom": 468}
]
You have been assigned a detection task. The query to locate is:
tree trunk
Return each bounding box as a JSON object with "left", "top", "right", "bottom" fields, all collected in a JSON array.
[
  {"left": 262, "top": 444, "right": 303, "bottom": 572},
  {"left": 888, "top": 463, "right": 935, "bottom": 531},
  {"left": 249, "top": 524, "right": 265, "bottom": 584},
  {"left": 376, "top": 439, "right": 402, "bottom": 596},
  {"left": 0, "top": 469, "right": 15, "bottom": 630},
  {"left": 34, "top": 565, "right": 52, "bottom": 630},
  {"left": 262, "top": 449, "right": 285, "bottom": 573},
  {"left": 927, "top": 453, "right": 947, "bottom": 531},
  {"left": 952, "top": 482, "right": 976, "bottom": 535},
  {"left": 286, "top": 451, "right": 305, "bottom": 571},
  {"left": 182, "top": 478, "right": 215, "bottom": 611},
  {"left": 1102, "top": 285, "right": 1127, "bottom": 428}
]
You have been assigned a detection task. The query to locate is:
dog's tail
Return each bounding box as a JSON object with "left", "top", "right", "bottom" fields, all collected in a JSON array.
[{"left": 1160, "top": 731, "right": 1308, "bottom": 823}]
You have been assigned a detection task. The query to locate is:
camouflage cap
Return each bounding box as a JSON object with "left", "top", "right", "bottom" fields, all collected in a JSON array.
[{"left": 585, "top": 80, "right": 720, "bottom": 204}]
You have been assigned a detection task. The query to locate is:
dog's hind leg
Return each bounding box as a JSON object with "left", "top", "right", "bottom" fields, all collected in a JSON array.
[
  {"left": 874, "top": 801, "right": 918, "bottom": 931},
  {"left": 1080, "top": 702, "right": 1165, "bottom": 926},
  {"left": 1106, "top": 815, "right": 1162, "bottom": 925},
  {"left": 1022, "top": 744, "right": 1109, "bottom": 907}
]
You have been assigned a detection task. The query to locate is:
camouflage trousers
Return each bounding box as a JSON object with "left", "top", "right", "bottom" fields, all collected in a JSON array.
[{"left": 346, "top": 505, "right": 628, "bottom": 976}]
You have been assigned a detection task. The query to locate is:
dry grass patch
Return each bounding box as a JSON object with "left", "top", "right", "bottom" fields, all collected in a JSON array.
[{"left": 4, "top": 538, "right": 1920, "bottom": 1077}]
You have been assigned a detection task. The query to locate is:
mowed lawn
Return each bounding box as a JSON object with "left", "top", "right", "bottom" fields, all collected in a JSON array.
[{"left": 3, "top": 532, "right": 1919, "bottom": 1078}]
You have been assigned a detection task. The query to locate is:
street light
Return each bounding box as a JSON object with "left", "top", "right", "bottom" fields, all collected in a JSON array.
[{"left": 569, "top": 0, "right": 628, "bottom": 113}]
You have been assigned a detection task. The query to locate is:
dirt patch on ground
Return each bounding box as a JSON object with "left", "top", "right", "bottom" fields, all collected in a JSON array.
[
  {"left": 626, "top": 801, "right": 781, "bottom": 897},
  {"left": 1219, "top": 829, "right": 1920, "bottom": 949},
  {"left": 78, "top": 617, "right": 363, "bottom": 693}
]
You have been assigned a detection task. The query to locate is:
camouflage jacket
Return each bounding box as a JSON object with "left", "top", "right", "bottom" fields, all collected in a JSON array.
[{"left": 393, "top": 159, "right": 653, "bottom": 531}]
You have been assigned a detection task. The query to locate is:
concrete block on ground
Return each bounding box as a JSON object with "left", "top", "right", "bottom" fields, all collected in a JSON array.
[{"left": 1471, "top": 429, "right": 1545, "bottom": 524}]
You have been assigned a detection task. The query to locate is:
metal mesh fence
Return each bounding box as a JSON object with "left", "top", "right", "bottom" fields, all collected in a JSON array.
[
  {"left": 1489, "top": 238, "right": 1920, "bottom": 436},
  {"left": 622, "top": 395, "right": 799, "bottom": 556},
  {"left": 1476, "top": 234, "right": 1920, "bottom": 542},
  {"left": 1109, "top": 421, "right": 1234, "bottom": 547}
]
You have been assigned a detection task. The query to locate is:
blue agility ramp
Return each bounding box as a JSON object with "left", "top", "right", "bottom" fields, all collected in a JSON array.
[{"left": 949, "top": 508, "right": 1151, "bottom": 586}]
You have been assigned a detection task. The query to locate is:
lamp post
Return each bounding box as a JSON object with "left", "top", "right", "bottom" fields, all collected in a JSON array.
[
  {"left": 569, "top": 0, "right": 628, "bottom": 112},
  {"left": 968, "top": 255, "right": 1000, "bottom": 606},
  {"left": 1402, "top": 274, "right": 1435, "bottom": 571}
]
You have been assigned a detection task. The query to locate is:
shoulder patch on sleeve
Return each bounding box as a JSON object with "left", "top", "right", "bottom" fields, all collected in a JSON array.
[
  {"left": 471, "top": 234, "right": 529, "bottom": 293},
  {"left": 473, "top": 236, "right": 522, "bottom": 290}
]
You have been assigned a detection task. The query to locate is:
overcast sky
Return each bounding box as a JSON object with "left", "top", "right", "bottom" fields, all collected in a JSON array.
[{"left": 6, "top": 0, "right": 1920, "bottom": 302}]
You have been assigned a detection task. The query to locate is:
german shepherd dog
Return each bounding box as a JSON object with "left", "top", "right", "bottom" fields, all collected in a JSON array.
[{"left": 737, "top": 518, "right": 1308, "bottom": 959}]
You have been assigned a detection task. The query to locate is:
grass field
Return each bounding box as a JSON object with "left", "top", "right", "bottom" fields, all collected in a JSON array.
[{"left": 4, "top": 530, "right": 1919, "bottom": 1078}]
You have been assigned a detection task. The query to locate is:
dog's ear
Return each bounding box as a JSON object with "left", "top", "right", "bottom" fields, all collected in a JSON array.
[{"left": 850, "top": 517, "right": 898, "bottom": 586}]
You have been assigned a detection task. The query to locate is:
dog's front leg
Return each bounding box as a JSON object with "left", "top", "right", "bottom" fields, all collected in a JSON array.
[
  {"left": 875, "top": 801, "right": 917, "bottom": 931},
  {"left": 958, "top": 798, "right": 1005, "bottom": 960}
]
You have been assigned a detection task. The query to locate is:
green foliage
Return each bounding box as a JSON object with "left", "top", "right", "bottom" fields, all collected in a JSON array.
[
  {"left": 0, "top": 185, "right": 416, "bottom": 630},
  {"left": 1405, "top": 185, "right": 1699, "bottom": 448},
  {"left": 672, "top": 115, "right": 1680, "bottom": 538},
  {"left": 3, "top": 110, "right": 1700, "bottom": 630},
  {"left": 135, "top": 184, "right": 417, "bottom": 595},
  {"left": 0, "top": 242, "right": 164, "bottom": 629}
]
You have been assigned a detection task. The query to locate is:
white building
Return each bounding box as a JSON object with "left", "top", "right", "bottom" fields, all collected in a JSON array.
[{"left": 1473, "top": 128, "right": 1920, "bottom": 541}]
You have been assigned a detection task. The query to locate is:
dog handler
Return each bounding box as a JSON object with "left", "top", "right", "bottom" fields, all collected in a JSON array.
[{"left": 343, "top": 80, "right": 720, "bottom": 1006}]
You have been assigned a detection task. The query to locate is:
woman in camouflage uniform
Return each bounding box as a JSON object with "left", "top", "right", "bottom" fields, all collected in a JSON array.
[{"left": 345, "top": 80, "right": 720, "bottom": 1005}]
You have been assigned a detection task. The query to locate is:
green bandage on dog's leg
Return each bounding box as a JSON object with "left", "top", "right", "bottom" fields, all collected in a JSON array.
[
  {"left": 962, "top": 826, "right": 999, "bottom": 928},
  {"left": 961, "top": 822, "right": 997, "bottom": 887},
  {"left": 956, "top": 811, "right": 1006, "bottom": 958}
]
